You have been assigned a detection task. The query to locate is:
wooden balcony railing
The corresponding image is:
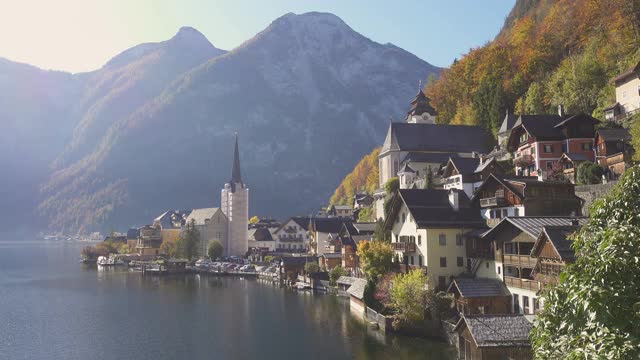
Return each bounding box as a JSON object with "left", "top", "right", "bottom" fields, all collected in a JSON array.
[
  {"left": 480, "top": 197, "right": 506, "bottom": 208},
  {"left": 392, "top": 242, "right": 416, "bottom": 253},
  {"left": 503, "top": 254, "right": 537, "bottom": 268},
  {"left": 504, "top": 276, "right": 541, "bottom": 291}
]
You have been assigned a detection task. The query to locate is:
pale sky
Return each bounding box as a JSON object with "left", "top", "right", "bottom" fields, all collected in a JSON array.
[{"left": 0, "top": 0, "right": 515, "bottom": 73}]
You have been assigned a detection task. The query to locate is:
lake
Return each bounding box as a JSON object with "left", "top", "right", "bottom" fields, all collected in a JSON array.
[{"left": 0, "top": 241, "right": 455, "bottom": 360}]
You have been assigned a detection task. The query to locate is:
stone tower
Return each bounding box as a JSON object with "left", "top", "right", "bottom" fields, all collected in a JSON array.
[{"left": 221, "top": 134, "right": 249, "bottom": 257}]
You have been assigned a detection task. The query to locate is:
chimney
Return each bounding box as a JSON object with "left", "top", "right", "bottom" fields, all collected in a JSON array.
[
  {"left": 558, "top": 104, "right": 564, "bottom": 117},
  {"left": 448, "top": 189, "right": 460, "bottom": 211}
]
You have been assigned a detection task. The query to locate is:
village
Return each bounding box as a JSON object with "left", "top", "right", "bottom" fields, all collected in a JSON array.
[{"left": 79, "top": 60, "right": 640, "bottom": 360}]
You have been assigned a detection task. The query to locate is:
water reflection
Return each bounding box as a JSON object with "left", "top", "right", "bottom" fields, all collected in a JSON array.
[{"left": 1, "top": 241, "right": 455, "bottom": 360}]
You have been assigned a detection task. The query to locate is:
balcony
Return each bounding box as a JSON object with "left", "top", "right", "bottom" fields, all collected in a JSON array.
[
  {"left": 504, "top": 276, "right": 541, "bottom": 291},
  {"left": 392, "top": 242, "right": 416, "bottom": 253},
  {"left": 485, "top": 218, "right": 502, "bottom": 227},
  {"left": 503, "top": 254, "right": 538, "bottom": 268},
  {"left": 480, "top": 196, "right": 506, "bottom": 208}
]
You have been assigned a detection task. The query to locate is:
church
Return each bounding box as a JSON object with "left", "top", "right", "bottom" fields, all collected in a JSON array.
[
  {"left": 221, "top": 134, "right": 249, "bottom": 257},
  {"left": 374, "top": 91, "right": 493, "bottom": 219}
]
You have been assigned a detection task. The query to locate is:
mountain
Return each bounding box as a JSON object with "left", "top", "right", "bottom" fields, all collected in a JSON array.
[
  {"left": 426, "top": 0, "right": 640, "bottom": 134},
  {"left": 19, "top": 12, "right": 439, "bottom": 234}
]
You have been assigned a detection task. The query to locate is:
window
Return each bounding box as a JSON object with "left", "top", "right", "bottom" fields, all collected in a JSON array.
[
  {"left": 417, "top": 235, "right": 422, "bottom": 245},
  {"left": 478, "top": 306, "right": 485, "bottom": 315},
  {"left": 486, "top": 262, "right": 489, "bottom": 268},
  {"left": 519, "top": 133, "right": 528, "bottom": 143},
  {"left": 498, "top": 266, "right": 501, "bottom": 275},
  {"left": 418, "top": 255, "right": 423, "bottom": 267},
  {"left": 523, "top": 296, "right": 530, "bottom": 314},
  {"left": 402, "top": 213, "right": 406, "bottom": 223},
  {"left": 543, "top": 144, "right": 553, "bottom": 153},
  {"left": 410, "top": 256, "right": 414, "bottom": 265},
  {"left": 562, "top": 143, "right": 567, "bottom": 153},
  {"left": 513, "top": 294, "right": 520, "bottom": 313},
  {"left": 502, "top": 209, "right": 508, "bottom": 218},
  {"left": 440, "top": 257, "right": 447, "bottom": 267},
  {"left": 533, "top": 298, "right": 540, "bottom": 313},
  {"left": 438, "top": 276, "right": 446, "bottom": 291},
  {"left": 455, "top": 234, "right": 463, "bottom": 246},
  {"left": 457, "top": 257, "right": 464, "bottom": 267},
  {"left": 514, "top": 208, "right": 520, "bottom": 217},
  {"left": 439, "top": 234, "right": 446, "bottom": 246},
  {"left": 582, "top": 142, "right": 592, "bottom": 151},
  {"left": 546, "top": 161, "right": 553, "bottom": 169}
]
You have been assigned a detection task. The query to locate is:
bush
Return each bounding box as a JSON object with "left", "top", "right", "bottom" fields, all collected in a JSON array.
[
  {"left": 390, "top": 269, "right": 428, "bottom": 331},
  {"left": 304, "top": 262, "right": 320, "bottom": 274},
  {"left": 384, "top": 177, "right": 399, "bottom": 194},
  {"left": 207, "top": 241, "right": 224, "bottom": 260},
  {"left": 329, "top": 266, "right": 348, "bottom": 286},
  {"left": 576, "top": 161, "right": 605, "bottom": 185}
]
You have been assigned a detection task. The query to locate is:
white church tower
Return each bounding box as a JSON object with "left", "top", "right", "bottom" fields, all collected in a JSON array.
[{"left": 221, "top": 134, "right": 249, "bottom": 257}]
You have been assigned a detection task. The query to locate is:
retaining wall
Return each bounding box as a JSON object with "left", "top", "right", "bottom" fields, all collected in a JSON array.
[{"left": 575, "top": 181, "right": 618, "bottom": 215}]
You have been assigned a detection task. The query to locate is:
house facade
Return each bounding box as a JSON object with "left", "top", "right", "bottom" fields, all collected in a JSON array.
[
  {"left": 595, "top": 128, "right": 633, "bottom": 179},
  {"left": 606, "top": 61, "right": 640, "bottom": 120},
  {"left": 185, "top": 207, "right": 228, "bottom": 258},
  {"left": 385, "top": 189, "right": 485, "bottom": 290},
  {"left": 473, "top": 217, "right": 587, "bottom": 315},
  {"left": 471, "top": 175, "right": 583, "bottom": 227},
  {"left": 442, "top": 157, "right": 503, "bottom": 198},
  {"left": 507, "top": 112, "right": 598, "bottom": 177},
  {"left": 273, "top": 217, "right": 311, "bottom": 252}
]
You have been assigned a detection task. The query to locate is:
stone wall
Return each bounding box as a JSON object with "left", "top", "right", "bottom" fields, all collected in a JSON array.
[{"left": 575, "top": 181, "right": 618, "bottom": 215}]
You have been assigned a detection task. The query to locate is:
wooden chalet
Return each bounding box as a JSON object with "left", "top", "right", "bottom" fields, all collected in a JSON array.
[
  {"left": 530, "top": 225, "right": 581, "bottom": 287},
  {"left": 595, "top": 128, "right": 633, "bottom": 179},
  {"left": 507, "top": 112, "right": 598, "bottom": 176},
  {"left": 447, "top": 278, "right": 511, "bottom": 315},
  {"left": 471, "top": 174, "right": 583, "bottom": 227},
  {"left": 455, "top": 314, "right": 533, "bottom": 360}
]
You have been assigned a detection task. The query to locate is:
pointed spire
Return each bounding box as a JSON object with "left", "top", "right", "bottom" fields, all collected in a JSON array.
[{"left": 231, "top": 132, "right": 242, "bottom": 185}]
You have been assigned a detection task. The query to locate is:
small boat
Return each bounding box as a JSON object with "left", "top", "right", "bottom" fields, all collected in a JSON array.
[
  {"left": 294, "top": 282, "right": 311, "bottom": 290},
  {"left": 96, "top": 256, "right": 124, "bottom": 266}
]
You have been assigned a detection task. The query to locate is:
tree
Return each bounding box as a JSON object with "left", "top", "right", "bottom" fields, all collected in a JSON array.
[
  {"left": 96, "top": 240, "right": 119, "bottom": 255},
  {"left": 389, "top": 269, "right": 429, "bottom": 330},
  {"left": 117, "top": 242, "right": 131, "bottom": 254},
  {"left": 576, "top": 161, "right": 605, "bottom": 185},
  {"left": 329, "top": 266, "right": 348, "bottom": 286},
  {"left": 384, "top": 177, "right": 399, "bottom": 195},
  {"left": 357, "top": 240, "right": 393, "bottom": 282},
  {"left": 207, "top": 240, "right": 224, "bottom": 260},
  {"left": 249, "top": 216, "right": 260, "bottom": 224},
  {"left": 178, "top": 219, "right": 200, "bottom": 260},
  {"left": 357, "top": 206, "right": 375, "bottom": 222},
  {"left": 264, "top": 255, "right": 275, "bottom": 264},
  {"left": 423, "top": 165, "right": 434, "bottom": 190},
  {"left": 304, "top": 262, "right": 320, "bottom": 274},
  {"left": 160, "top": 237, "right": 179, "bottom": 258},
  {"left": 630, "top": 115, "right": 640, "bottom": 162},
  {"left": 374, "top": 218, "right": 388, "bottom": 242},
  {"left": 531, "top": 166, "right": 640, "bottom": 359}
]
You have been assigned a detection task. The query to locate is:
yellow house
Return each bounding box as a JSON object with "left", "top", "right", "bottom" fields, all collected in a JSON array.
[{"left": 385, "top": 188, "right": 485, "bottom": 290}]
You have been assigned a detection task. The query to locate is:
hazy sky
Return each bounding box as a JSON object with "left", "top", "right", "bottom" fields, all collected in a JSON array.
[{"left": 0, "top": 0, "right": 515, "bottom": 73}]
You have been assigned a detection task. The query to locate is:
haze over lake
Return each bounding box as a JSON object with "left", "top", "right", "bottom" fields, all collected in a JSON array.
[{"left": 0, "top": 240, "right": 454, "bottom": 360}]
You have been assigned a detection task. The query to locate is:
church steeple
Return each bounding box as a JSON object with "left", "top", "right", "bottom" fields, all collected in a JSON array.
[{"left": 231, "top": 133, "right": 243, "bottom": 185}]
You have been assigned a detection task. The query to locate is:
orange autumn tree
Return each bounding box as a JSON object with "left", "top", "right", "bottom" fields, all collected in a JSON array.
[
  {"left": 329, "top": 147, "right": 380, "bottom": 206},
  {"left": 426, "top": 0, "right": 640, "bottom": 135}
]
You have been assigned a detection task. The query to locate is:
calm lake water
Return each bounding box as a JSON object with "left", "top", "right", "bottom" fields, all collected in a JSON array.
[{"left": 0, "top": 240, "right": 455, "bottom": 360}]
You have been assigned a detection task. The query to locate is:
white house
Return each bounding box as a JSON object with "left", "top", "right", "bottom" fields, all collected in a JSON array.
[
  {"left": 384, "top": 188, "right": 485, "bottom": 290},
  {"left": 606, "top": 61, "right": 640, "bottom": 120},
  {"left": 273, "top": 217, "right": 311, "bottom": 252}
]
